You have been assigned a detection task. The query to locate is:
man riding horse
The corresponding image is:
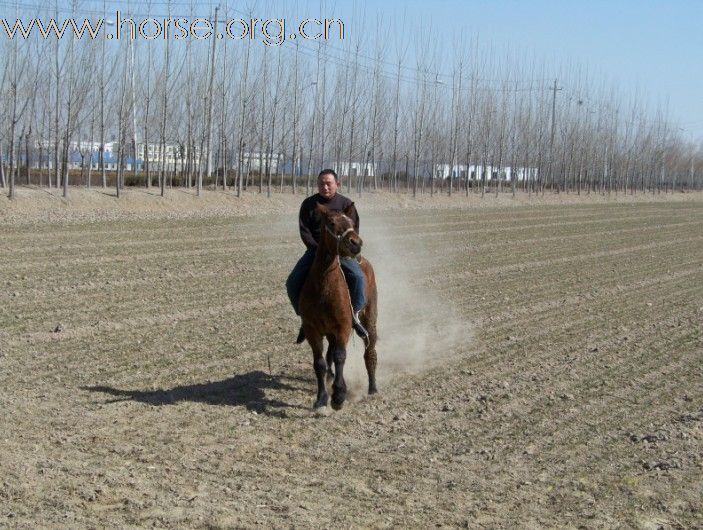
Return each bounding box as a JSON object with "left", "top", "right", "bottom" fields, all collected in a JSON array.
[{"left": 286, "top": 169, "right": 368, "bottom": 341}]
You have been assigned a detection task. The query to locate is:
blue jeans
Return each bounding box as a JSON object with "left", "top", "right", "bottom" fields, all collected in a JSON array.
[{"left": 286, "top": 248, "right": 366, "bottom": 315}]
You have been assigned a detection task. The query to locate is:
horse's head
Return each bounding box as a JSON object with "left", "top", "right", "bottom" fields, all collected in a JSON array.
[{"left": 316, "top": 202, "right": 363, "bottom": 258}]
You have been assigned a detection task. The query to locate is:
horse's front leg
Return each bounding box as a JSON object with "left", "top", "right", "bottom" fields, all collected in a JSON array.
[
  {"left": 325, "top": 336, "right": 335, "bottom": 384},
  {"left": 308, "top": 334, "right": 328, "bottom": 409},
  {"left": 330, "top": 339, "right": 347, "bottom": 410}
]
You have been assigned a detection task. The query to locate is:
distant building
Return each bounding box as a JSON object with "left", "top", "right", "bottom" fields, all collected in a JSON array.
[
  {"left": 240, "top": 151, "right": 283, "bottom": 174},
  {"left": 433, "top": 163, "right": 538, "bottom": 181},
  {"left": 333, "top": 161, "right": 376, "bottom": 178},
  {"left": 136, "top": 142, "right": 200, "bottom": 172}
]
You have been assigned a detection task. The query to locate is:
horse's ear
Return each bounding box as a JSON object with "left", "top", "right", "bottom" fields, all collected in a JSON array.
[
  {"left": 316, "top": 203, "right": 330, "bottom": 217},
  {"left": 343, "top": 202, "right": 356, "bottom": 218}
]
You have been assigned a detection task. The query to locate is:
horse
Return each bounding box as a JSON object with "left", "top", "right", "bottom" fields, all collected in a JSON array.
[{"left": 298, "top": 202, "right": 378, "bottom": 410}]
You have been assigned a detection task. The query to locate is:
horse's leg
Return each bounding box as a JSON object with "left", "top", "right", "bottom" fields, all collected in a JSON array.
[
  {"left": 330, "top": 339, "right": 348, "bottom": 410},
  {"left": 359, "top": 261, "right": 378, "bottom": 395},
  {"left": 325, "top": 335, "right": 335, "bottom": 383},
  {"left": 308, "top": 333, "right": 328, "bottom": 409},
  {"left": 362, "top": 314, "right": 378, "bottom": 395}
]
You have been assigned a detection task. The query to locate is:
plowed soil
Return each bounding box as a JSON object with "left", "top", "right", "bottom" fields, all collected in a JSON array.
[{"left": 1, "top": 188, "right": 701, "bottom": 528}]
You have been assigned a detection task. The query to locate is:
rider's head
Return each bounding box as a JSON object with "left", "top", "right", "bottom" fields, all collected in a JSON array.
[{"left": 318, "top": 169, "right": 339, "bottom": 199}]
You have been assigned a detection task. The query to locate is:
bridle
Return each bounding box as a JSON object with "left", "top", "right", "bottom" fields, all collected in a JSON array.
[{"left": 325, "top": 223, "right": 355, "bottom": 256}]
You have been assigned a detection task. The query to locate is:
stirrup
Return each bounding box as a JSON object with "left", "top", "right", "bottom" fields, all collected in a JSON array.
[
  {"left": 352, "top": 311, "right": 369, "bottom": 341},
  {"left": 296, "top": 326, "right": 305, "bottom": 344}
]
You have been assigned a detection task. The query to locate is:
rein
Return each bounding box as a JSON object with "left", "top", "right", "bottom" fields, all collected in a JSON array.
[
  {"left": 323, "top": 222, "right": 366, "bottom": 344},
  {"left": 325, "top": 224, "right": 354, "bottom": 256}
]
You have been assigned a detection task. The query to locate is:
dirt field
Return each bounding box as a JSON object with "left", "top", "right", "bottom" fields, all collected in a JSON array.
[{"left": 1, "top": 188, "right": 702, "bottom": 528}]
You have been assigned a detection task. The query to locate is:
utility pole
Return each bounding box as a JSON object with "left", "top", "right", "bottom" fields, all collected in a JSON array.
[
  {"left": 549, "top": 79, "right": 561, "bottom": 148},
  {"left": 548, "top": 78, "right": 562, "bottom": 191}
]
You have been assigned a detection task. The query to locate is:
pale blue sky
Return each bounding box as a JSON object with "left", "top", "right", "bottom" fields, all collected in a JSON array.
[
  {"left": 305, "top": 0, "right": 703, "bottom": 142},
  {"left": 5, "top": 0, "right": 701, "bottom": 141}
]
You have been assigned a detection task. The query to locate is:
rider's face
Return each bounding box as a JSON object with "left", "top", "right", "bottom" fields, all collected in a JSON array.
[{"left": 318, "top": 174, "right": 338, "bottom": 199}]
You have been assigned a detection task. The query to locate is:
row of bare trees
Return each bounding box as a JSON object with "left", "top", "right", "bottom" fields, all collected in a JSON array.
[{"left": 1, "top": 1, "right": 702, "bottom": 200}]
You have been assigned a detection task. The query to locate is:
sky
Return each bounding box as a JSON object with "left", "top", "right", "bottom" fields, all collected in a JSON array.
[
  {"left": 2, "top": 0, "right": 701, "bottom": 142},
  {"left": 306, "top": 0, "right": 703, "bottom": 142}
]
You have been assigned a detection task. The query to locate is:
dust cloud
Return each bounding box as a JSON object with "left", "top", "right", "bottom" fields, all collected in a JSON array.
[{"left": 343, "top": 212, "right": 475, "bottom": 395}]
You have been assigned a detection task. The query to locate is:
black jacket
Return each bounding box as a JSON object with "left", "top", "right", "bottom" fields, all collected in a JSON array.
[{"left": 298, "top": 192, "right": 359, "bottom": 250}]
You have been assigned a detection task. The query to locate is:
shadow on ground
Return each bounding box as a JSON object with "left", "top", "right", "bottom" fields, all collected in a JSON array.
[{"left": 82, "top": 370, "right": 309, "bottom": 417}]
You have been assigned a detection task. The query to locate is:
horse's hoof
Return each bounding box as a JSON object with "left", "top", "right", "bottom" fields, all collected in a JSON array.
[
  {"left": 368, "top": 386, "right": 378, "bottom": 395},
  {"left": 312, "top": 394, "right": 329, "bottom": 410},
  {"left": 330, "top": 395, "right": 345, "bottom": 411},
  {"left": 313, "top": 406, "right": 331, "bottom": 417}
]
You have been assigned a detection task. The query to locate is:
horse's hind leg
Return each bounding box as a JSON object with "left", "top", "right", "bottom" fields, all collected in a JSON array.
[
  {"left": 361, "top": 312, "right": 378, "bottom": 395},
  {"left": 363, "top": 326, "right": 378, "bottom": 395},
  {"left": 308, "top": 333, "right": 328, "bottom": 409}
]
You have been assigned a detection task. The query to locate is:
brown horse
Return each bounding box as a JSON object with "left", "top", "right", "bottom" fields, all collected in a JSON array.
[{"left": 298, "top": 202, "right": 378, "bottom": 410}]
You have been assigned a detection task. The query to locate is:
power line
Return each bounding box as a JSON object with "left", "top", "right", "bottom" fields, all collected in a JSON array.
[{"left": 5, "top": 0, "right": 692, "bottom": 134}]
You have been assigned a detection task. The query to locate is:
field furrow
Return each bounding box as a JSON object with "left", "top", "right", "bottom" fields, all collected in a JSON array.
[{"left": 1, "top": 197, "right": 701, "bottom": 529}]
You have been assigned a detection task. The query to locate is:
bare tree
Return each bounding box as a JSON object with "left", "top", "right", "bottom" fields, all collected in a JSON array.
[
  {"left": 201, "top": 5, "right": 218, "bottom": 194},
  {"left": 159, "top": 1, "right": 173, "bottom": 197},
  {"left": 236, "top": 22, "right": 252, "bottom": 198},
  {"left": 62, "top": 3, "right": 93, "bottom": 198},
  {"left": 2, "top": 2, "right": 701, "bottom": 197},
  {"left": 7, "top": 15, "right": 34, "bottom": 200},
  {"left": 267, "top": 46, "right": 284, "bottom": 198}
]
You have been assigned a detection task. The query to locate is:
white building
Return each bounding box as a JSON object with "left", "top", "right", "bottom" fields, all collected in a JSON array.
[
  {"left": 240, "top": 151, "right": 283, "bottom": 174},
  {"left": 434, "top": 164, "right": 539, "bottom": 181},
  {"left": 136, "top": 142, "right": 195, "bottom": 171},
  {"left": 68, "top": 140, "right": 114, "bottom": 153},
  {"left": 333, "top": 161, "right": 376, "bottom": 178}
]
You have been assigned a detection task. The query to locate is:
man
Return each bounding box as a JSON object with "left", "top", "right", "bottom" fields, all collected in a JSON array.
[{"left": 286, "top": 169, "right": 368, "bottom": 340}]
